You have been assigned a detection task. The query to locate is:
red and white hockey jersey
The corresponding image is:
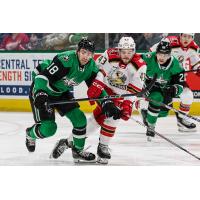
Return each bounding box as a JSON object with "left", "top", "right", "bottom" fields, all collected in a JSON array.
[
  {"left": 95, "top": 48, "right": 146, "bottom": 101},
  {"left": 150, "top": 35, "right": 200, "bottom": 71}
]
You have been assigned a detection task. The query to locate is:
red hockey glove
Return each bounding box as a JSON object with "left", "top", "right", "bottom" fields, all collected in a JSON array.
[
  {"left": 87, "top": 79, "right": 105, "bottom": 105},
  {"left": 120, "top": 100, "right": 133, "bottom": 121}
]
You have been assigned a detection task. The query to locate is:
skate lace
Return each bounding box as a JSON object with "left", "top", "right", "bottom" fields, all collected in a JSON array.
[
  {"left": 57, "top": 143, "right": 67, "bottom": 154},
  {"left": 181, "top": 117, "right": 195, "bottom": 126},
  {"left": 27, "top": 135, "right": 35, "bottom": 146},
  {"left": 79, "top": 145, "right": 92, "bottom": 156},
  {"left": 101, "top": 144, "right": 111, "bottom": 154}
]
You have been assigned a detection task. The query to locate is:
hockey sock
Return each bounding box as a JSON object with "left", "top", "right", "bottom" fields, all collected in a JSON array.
[
  {"left": 99, "top": 123, "right": 116, "bottom": 145},
  {"left": 65, "top": 108, "right": 87, "bottom": 150},
  {"left": 72, "top": 126, "right": 86, "bottom": 150}
]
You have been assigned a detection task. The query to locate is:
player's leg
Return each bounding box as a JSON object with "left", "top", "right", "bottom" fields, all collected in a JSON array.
[
  {"left": 177, "top": 87, "right": 196, "bottom": 132},
  {"left": 26, "top": 89, "right": 57, "bottom": 152},
  {"left": 158, "top": 95, "right": 172, "bottom": 118},
  {"left": 92, "top": 103, "right": 119, "bottom": 164},
  {"left": 51, "top": 91, "right": 95, "bottom": 162},
  {"left": 146, "top": 91, "right": 164, "bottom": 141},
  {"left": 65, "top": 108, "right": 96, "bottom": 162}
]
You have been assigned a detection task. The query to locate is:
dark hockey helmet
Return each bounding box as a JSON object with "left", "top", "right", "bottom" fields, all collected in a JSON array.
[
  {"left": 156, "top": 40, "right": 171, "bottom": 54},
  {"left": 78, "top": 38, "right": 95, "bottom": 53}
]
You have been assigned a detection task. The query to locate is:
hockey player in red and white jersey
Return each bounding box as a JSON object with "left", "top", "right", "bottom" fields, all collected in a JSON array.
[
  {"left": 150, "top": 33, "right": 200, "bottom": 132},
  {"left": 85, "top": 37, "right": 146, "bottom": 164}
]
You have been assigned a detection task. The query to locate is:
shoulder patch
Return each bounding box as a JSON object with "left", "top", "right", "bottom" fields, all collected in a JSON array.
[
  {"left": 145, "top": 53, "right": 152, "bottom": 58},
  {"left": 62, "top": 55, "right": 69, "bottom": 61}
]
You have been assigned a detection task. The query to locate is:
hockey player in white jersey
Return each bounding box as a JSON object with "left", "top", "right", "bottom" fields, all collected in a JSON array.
[
  {"left": 50, "top": 37, "right": 146, "bottom": 164},
  {"left": 150, "top": 33, "right": 200, "bottom": 132}
]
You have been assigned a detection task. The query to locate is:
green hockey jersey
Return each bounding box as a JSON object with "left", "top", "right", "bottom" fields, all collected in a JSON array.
[
  {"left": 32, "top": 50, "right": 99, "bottom": 97},
  {"left": 142, "top": 52, "right": 185, "bottom": 96}
]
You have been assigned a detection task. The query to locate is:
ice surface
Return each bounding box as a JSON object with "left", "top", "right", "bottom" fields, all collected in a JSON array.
[{"left": 0, "top": 112, "right": 200, "bottom": 166}]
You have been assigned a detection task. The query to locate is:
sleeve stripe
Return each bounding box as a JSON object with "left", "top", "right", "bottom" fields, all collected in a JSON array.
[{"left": 127, "top": 84, "right": 142, "bottom": 93}]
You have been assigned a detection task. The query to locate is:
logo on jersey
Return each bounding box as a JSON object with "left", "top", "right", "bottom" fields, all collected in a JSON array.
[
  {"left": 156, "top": 75, "right": 168, "bottom": 86},
  {"left": 62, "top": 56, "right": 69, "bottom": 62},
  {"left": 62, "top": 77, "right": 79, "bottom": 86},
  {"left": 107, "top": 69, "right": 127, "bottom": 90},
  {"left": 146, "top": 53, "right": 152, "bottom": 58}
]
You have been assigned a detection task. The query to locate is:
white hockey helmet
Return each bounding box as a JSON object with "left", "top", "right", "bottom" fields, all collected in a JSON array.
[
  {"left": 180, "top": 33, "right": 195, "bottom": 39},
  {"left": 118, "top": 37, "right": 136, "bottom": 51}
]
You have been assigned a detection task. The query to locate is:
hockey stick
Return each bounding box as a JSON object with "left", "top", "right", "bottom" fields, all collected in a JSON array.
[
  {"left": 130, "top": 117, "right": 200, "bottom": 161},
  {"left": 48, "top": 75, "right": 157, "bottom": 106},
  {"left": 145, "top": 97, "right": 200, "bottom": 123},
  {"left": 179, "top": 69, "right": 200, "bottom": 74}
]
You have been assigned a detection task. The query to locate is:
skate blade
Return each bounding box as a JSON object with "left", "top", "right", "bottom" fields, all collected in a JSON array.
[
  {"left": 73, "top": 158, "right": 97, "bottom": 163},
  {"left": 97, "top": 157, "right": 109, "bottom": 164},
  {"left": 178, "top": 127, "right": 197, "bottom": 133}
]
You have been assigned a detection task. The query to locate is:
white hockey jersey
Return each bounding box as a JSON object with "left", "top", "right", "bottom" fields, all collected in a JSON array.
[
  {"left": 95, "top": 48, "right": 146, "bottom": 101},
  {"left": 150, "top": 36, "right": 200, "bottom": 71}
]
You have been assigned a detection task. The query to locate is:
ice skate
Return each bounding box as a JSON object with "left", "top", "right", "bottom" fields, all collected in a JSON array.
[
  {"left": 97, "top": 143, "right": 111, "bottom": 164},
  {"left": 50, "top": 138, "right": 73, "bottom": 159},
  {"left": 146, "top": 126, "right": 155, "bottom": 142},
  {"left": 176, "top": 113, "right": 197, "bottom": 132},
  {"left": 25, "top": 128, "right": 36, "bottom": 152},
  {"left": 72, "top": 146, "right": 96, "bottom": 163}
]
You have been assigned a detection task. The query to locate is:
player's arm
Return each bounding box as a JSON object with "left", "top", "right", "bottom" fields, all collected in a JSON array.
[
  {"left": 87, "top": 52, "right": 109, "bottom": 99},
  {"left": 190, "top": 52, "right": 200, "bottom": 76},
  {"left": 86, "top": 69, "right": 108, "bottom": 104},
  {"left": 33, "top": 55, "right": 71, "bottom": 109},
  {"left": 164, "top": 61, "right": 185, "bottom": 98},
  {"left": 34, "top": 55, "right": 70, "bottom": 93}
]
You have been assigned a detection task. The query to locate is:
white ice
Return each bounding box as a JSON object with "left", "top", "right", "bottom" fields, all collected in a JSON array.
[{"left": 0, "top": 112, "right": 200, "bottom": 166}]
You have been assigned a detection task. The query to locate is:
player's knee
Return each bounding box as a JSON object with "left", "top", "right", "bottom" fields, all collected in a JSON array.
[
  {"left": 159, "top": 111, "right": 169, "bottom": 118},
  {"left": 40, "top": 120, "right": 57, "bottom": 137},
  {"left": 66, "top": 108, "right": 87, "bottom": 128}
]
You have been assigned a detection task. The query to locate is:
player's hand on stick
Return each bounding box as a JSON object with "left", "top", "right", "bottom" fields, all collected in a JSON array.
[
  {"left": 101, "top": 99, "right": 121, "bottom": 120},
  {"left": 34, "top": 91, "right": 49, "bottom": 110}
]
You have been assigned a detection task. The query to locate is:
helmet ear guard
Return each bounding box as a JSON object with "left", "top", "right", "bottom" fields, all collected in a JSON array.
[
  {"left": 78, "top": 38, "right": 95, "bottom": 53},
  {"left": 118, "top": 37, "right": 136, "bottom": 53}
]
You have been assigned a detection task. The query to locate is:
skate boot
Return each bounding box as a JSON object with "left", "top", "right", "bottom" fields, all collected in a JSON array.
[
  {"left": 97, "top": 143, "right": 111, "bottom": 164},
  {"left": 50, "top": 138, "right": 73, "bottom": 159},
  {"left": 26, "top": 128, "right": 36, "bottom": 152},
  {"left": 176, "top": 113, "right": 196, "bottom": 132},
  {"left": 72, "top": 146, "right": 96, "bottom": 163},
  {"left": 141, "top": 109, "right": 148, "bottom": 126},
  {"left": 146, "top": 126, "right": 155, "bottom": 142}
]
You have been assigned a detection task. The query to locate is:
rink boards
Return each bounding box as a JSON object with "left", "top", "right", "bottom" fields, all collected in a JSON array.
[{"left": 0, "top": 51, "right": 200, "bottom": 115}]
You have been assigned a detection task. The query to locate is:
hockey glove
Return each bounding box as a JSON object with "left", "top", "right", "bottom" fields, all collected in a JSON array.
[
  {"left": 163, "top": 85, "right": 178, "bottom": 98},
  {"left": 34, "top": 91, "right": 49, "bottom": 110},
  {"left": 101, "top": 99, "right": 121, "bottom": 120},
  {"left": 87, "top": 79, "right": 105, "bottom": 105},
  {"left": 120, "top": 100, "right": 133, "bottom": 121}
]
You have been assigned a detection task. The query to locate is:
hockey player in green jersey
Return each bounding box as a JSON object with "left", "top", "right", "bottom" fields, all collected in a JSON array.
[
  {"left": 141, "top": 40, "right": 184, "bottom": 141},
  {"left": 25, "top": 38, "right": 121, "bottom": 162}
]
